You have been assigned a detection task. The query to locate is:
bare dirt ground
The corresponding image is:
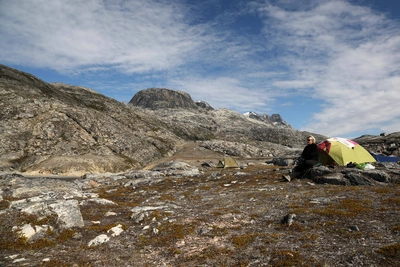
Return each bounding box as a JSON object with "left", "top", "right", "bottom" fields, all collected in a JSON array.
[
  {"left": 1, "top": 145, "right": 399, "bottom": 266},
  {"left": 143, "top": 142, "right": 269, "bottom": 169},
  {"left": 143, "top": 142, "right": 227, "bottom": 169}
]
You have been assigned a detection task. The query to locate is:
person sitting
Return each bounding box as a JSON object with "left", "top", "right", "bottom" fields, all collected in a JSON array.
[{"left": 292, "top": 135, "right": 319, "bottom": 177}]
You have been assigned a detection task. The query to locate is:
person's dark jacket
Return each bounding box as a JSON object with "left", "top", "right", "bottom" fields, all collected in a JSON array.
[{"left": 301, "top": 144, "right": 319, "bottom": 161}]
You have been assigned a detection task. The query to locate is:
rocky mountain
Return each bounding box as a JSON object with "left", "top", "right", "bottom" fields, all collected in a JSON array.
[
  {"left": 0, "top": 65, "right": 181, "bottom": 175},
  {"left": 0, "top": 64, "right": 326, "bottom": 175},
  {"left": 129, "top": 88, "right": 325, "bottom": 146}
]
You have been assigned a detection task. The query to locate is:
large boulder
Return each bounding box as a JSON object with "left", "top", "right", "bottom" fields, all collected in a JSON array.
[{"left": 303, "top": 165, "right": 400, "bottom": 186}]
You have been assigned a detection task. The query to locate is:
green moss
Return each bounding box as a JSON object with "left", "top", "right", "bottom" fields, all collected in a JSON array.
[
  {"left": 381, "top": 197, "right": 400, "bottom": 206},
  {"left": 313, "top": 198, "right": 372, "bottom": 218},
  {"left": 57, "top": 229, "right": 76, "bottom": 243},
  {"left": 269, "top": 250, "right": 320, "bottom": 267},
  {"left": 27, "top": 238, "right": 56, "bottom": 250},
  {"left": 0, "top": 200, "right": 10, "bottom": 210},
  {"left": 209, "top": 226, "right": 228, "bottom": 237},
  {"left": 390, "top": 225, "right": 400, "bottom": 233},
  {"left": 231, "top": 233, "right": 256, "bottom": 248},
  {"left": 86, "top": 223, "right": 124, "bottom": 233},
  {"left": 138, "top": 222, "right": 196, "bottom": 248},
  {"left": 377, "top": 243, "right": 400, "bottom": 259},
  {"left": 186, "top": 246, "right": 233, "bottom": 261}
]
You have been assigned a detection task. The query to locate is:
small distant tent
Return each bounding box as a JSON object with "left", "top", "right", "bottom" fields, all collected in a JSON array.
[
  {"left": 317, "top": 137, "right": 376, "bottom": 166},
  {"left": 217, "top": 157, "right": 239, "bottom": 168}
]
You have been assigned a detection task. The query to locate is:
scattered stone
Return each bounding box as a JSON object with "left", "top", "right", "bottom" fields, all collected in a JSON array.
[
  {"left": 349, "top": 225, "right": 360, "bottom": 232},
  {"left": 131, "top": 205, "right": 170, "bottom": 223},
  {"left": 282, "top": 175, "right": 291, "bottom": 182},
  {"left": 12, "top": 224, "right": 53, "bottom": 241},
  {"left": 131, "top": 206, "right": 169, "bottom": 214},
  {"left": 310, "top": 197, "right": 331, "bottom": 204},
  {"left": 132, "top": 212, "right": 148, "bottom": 224},
  {"left": 105, "top": 211, "right": 117, "bottom": 217},
  {"left": 8, "top": 255, "right": 19, "bottom": 260},
  {"left": 281, "top": 214, "right": 296, "bottom": 226},
  {"left": 233, "top": 172, "right": 249, "bottom": 176},
  {"left": 108, "top": 224, "right": 124, "bottom": 237},
  {"left": 72, "top": 232, "right": 83, "bottom": 240},
  {"left": 87, "top": 180, "right": 100, "bottom": 188},
  {"left": 48, "top": 200, "right": 84, "bottom": 228},
  {"left": 80, "top": 198, "right": 118, "bottom": 206},
  {"left": 153, "top": 228, "right": 159, "bottom": 235},
  {"left": 13, "top": 258, "right": 26, "bottom": 263},
  {"left": 201, "top": 162, "right": 214, "bottom": 168},
  {"left": 88, "top": 234, "right": 110, "bottom": 247}
]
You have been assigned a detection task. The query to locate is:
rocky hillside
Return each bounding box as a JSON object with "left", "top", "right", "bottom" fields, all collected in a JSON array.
[
  {"left": 0, "top": 65, "right": 181, "bottom": 175},
  {"left": 1, "top": 64, "right": 325, "bottom": 175}
]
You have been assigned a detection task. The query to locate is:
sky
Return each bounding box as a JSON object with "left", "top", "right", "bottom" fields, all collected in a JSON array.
[{"left": 1, "top": 0, "right": 399, "bottom": 139}]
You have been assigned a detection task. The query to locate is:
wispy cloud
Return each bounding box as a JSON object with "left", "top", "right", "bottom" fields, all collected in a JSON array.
[
  {"left": 170, "top": 76, "right": 274, "bottom": 113},
  {"left": 255, "top": 0, "right": 400, "bottom": 136},
  {"left": 0, "top": 0, "right": 208, "bottom": 73}
]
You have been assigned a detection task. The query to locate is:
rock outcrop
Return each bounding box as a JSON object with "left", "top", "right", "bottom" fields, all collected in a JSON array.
[
  {"left": 129, "top": 88, "right": 200, "bottom": 110},
  {"left": 354, "top": 132, "right": 400, "bottom": 158},
  {"left": 302, "top": 163, "right": 397, "bottom": 185}
]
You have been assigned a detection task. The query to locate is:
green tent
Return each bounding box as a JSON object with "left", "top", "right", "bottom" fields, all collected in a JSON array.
[
  {"left": 318, "top": 137, "right": 376, "bottom": 166},
  {"left": 216, "top": 157, "right": 239, "bottom": 168}
]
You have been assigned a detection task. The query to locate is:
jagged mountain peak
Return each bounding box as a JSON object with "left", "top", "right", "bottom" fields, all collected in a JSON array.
[{"left": 244, "top": 111, "right": 291, "bottom": 128}]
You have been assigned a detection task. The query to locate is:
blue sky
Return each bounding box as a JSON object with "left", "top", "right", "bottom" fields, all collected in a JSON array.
[{"left": 1, "top": 0, "right": 399, "bottom": 138}]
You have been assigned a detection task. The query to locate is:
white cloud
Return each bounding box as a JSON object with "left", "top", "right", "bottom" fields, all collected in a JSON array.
[
  {"left": 170, "top": 76, "right": 274, "bottom": 113},
  {"left": 0, "top": 0, "right": 207, "bottom": 73},
  {"left": 256, "top": 0, "right": 400, "bottom": 136}
]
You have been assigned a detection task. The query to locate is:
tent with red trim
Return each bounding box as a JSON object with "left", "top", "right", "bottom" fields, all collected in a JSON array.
[{"left": 317, "top": 137, "right": 376, "bottom": 166}]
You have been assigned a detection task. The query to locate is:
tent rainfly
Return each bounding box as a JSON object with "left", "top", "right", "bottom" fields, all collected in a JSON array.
[{"left": 216, "top": 157, "right": 239, "bottom": 168}]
